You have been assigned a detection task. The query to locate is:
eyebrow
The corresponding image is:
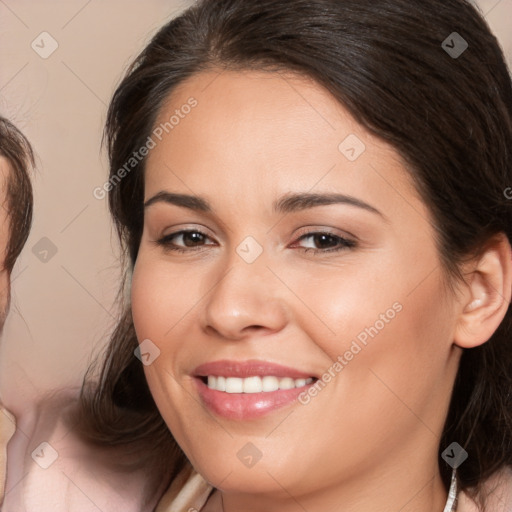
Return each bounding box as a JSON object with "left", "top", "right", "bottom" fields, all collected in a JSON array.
[{"left": 144, "top": 191, "right": 386, "bottom": 220}]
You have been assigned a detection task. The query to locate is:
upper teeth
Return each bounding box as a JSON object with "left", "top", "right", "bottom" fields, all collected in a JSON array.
[{"left": 206, "top": 376, "right": 314, "bottom": 393}]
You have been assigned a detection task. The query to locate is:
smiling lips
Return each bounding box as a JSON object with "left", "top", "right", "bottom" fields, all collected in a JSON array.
[{"left": 193, "top": 359, "right": 317, "bottom": 420}]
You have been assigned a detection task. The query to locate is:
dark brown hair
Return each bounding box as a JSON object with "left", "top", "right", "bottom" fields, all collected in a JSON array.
[
  {"left": 0, "top": 116, "right": 34, "bottom": 274},
  {"left": 74, "top": 0, "right": 512, "bottom": 508}
]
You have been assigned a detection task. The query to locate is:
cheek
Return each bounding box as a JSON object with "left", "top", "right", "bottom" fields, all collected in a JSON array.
[
  {"left": 312, "top": 236, "right": 453, "bottom": 370},
  {"left": 295, "top": 276, "right": 454, "bottom": 475},
  {"left": 131, "top": 255, "right": 189, "bottom": 341},
  {"left": 330, "top": 273, "right": 453, "bottom": 426},
  {"left": 130, "top": 260, "right": 155, "bottom": 341},
  {"left": 130, "top": 254, "right": 200, "bottom": 393},
  {"left": 131, "top": 258, "right": 192, "bottom": 430},
  {"left": 304, "top": 257, "right": 453, "bottom": 410}
]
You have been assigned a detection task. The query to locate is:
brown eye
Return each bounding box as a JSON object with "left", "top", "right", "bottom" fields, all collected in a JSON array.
[
  {"left": 156, "top": 229, "right": 215, "bottom": 252},
  {"left": 293, "top": 232, "right": 356, "bottom": 254}
]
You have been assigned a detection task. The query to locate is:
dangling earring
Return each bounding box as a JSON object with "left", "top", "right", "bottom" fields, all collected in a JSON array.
[{"left": 443, "top": 468, "right": 458, "bottom": 512}]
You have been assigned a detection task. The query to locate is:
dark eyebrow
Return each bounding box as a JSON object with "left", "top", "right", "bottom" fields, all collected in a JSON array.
[
  {"left": 144, "top": 192, "right": 210, "bottom": 212},
  {"left": 273, "top": 192, "right": 385, "bottom": 219},
  {"left": 144, "top": 191, "right": 386, "bottom": 220}
]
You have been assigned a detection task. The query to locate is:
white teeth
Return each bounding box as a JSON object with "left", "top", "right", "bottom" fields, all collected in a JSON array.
[
  {"left": 205, "top": 376, "right": 314, "bottom": 393},
  {"left": 216, "top": 376, "right": 226, "bottom": 391},
  {"left": 262, "top": 376, "right": 279, "bottom": 392},
  {"left": 279, "top": 377, "right": 295, "bottom": 390},
  {"left": 243, "top": 376, "right": 263, "bottom": 393},
  {"left": 225, "top": 377, "right": 244, "bottom": 393}
]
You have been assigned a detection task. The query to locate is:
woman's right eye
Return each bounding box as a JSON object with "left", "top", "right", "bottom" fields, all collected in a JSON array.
[{"left": 156, "top": 229, "right": 215, "bottom": 253}]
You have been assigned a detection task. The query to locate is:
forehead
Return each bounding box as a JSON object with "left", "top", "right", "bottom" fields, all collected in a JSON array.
[
  {"left": 153, "top": 68, "right": 360, "bottom": 148},
  {"left": 144, "top": 69, "right": 420, "bottom": 216}
]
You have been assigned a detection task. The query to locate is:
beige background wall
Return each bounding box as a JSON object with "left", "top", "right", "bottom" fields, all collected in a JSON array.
[
  {"left": 0, "top": 0, "right": 511, "bottom": 406},
  {"left": 0, "top": 0, "right": 194, "bottom": 407}
]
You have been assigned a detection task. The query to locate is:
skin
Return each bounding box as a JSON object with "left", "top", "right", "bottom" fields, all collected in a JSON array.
[
  {"left": 0, "top": 158, "right": 12, "bottom": 332},
  {"left": 131, "top": 69, "right": 511, "bottom": 512}
]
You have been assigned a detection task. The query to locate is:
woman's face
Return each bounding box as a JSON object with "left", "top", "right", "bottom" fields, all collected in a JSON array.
[{"left": 131, "top": 69, "right": 462, "bottom": 503}]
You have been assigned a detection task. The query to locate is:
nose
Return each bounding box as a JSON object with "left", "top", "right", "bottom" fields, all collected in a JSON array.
[{"left": 199, "top": 249, "right": 290, "bottom": 341}]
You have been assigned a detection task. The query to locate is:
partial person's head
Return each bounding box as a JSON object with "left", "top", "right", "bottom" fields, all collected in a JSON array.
[
  {"left": 80, "top": 0, "right": 512, "bottom": 508},
  {"left": 0, "top": 117, "right": 34, "bottom": 332}
]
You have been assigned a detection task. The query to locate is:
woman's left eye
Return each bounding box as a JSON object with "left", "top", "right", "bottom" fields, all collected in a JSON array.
[
  {"left": 293, "top": 232, "right": 356, "bottom": 254},
  {"left": 155, "top": 229, "right": 356, "bottom": 254}
]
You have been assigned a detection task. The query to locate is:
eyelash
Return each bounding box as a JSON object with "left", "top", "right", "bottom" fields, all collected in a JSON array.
[{"left": 155, "top": 229, "right": 356, "bottom": 255}]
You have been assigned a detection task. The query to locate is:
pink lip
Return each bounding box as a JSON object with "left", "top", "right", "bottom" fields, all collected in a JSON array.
[
  {"left": 192, "top": 359, "right": 317, "bottom": 420},
  {"left": 193, "top": 359, "right": 315, "bottom": 379}
]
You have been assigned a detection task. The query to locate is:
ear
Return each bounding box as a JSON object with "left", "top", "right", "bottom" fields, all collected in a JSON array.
[{"left": 453, "top": 233, "right": 512, "bottom": 349}]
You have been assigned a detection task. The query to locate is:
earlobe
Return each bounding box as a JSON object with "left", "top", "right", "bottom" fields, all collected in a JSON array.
[{"left": 454, "top": 233, "right": 512, "bottom": 349}]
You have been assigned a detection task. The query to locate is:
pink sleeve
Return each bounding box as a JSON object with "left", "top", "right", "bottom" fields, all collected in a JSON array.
[
  {"left": 1, "top": 406, "right": 16, "bottom": 506},
  {"left": 2, "top": 391, "right": 161, "bottom": 512}
]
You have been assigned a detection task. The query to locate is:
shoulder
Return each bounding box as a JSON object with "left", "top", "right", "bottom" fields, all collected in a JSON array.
[
  {"left": 3, "top": 389, "right": 161, "bottom": 512},
  {"left": 458, "top": 466, "right": 512, "bottom": 512},
  {"left": 1, "top": 404, "right": 15, "bottom": 505}
]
